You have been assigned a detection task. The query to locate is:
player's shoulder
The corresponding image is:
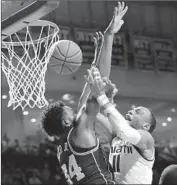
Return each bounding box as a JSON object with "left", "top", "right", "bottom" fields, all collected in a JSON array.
[{"left": 137, "top": 130, "right": 155, "bottom": 148}]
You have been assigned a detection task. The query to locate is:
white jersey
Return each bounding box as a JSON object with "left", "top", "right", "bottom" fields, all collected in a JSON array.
[{"left": 109, "top": 137, "right": 155, "bottom": 184}]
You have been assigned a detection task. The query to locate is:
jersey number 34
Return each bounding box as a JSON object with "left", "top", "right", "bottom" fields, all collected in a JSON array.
[{"left": 61, "top": 154, "right": 85, "bottom": 185}]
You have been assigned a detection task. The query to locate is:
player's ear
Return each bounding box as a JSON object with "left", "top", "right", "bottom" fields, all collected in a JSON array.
[
  {"left": 48, "top": 135, "right": 55, "bottom": 141},
  {"left": 143, "top": 122, "right": 150, "bottom": 131},
  {"left": 54, "top": 135, "right": 60, "bottom": 140}
]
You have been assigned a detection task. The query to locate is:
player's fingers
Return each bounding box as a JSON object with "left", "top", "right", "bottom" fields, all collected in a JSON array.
[
  {"left": 112, "top": 84, "right": 116, "bottom": 90},
  {"left": 120, "top": 5, "right": 128, "bottom": 18},
  {"left": 117, "top": 2, "right": 121, "bottom": 14},
  {"left": 91, "top": 67, "right": 101, "bottom": 78},
  {"left": 87, "top": 70, "right": 94, "bottom": 84},
  {"left": 90, "top": 66, "right": 96, "bottom": 72},
  {"left": 93, "top": 72, "right": 101, "bottom": 81},
  {"left": 102, "top": 77, "right": 109, "bottom": 84},
  {"left": 119, "top": 1, "right": 122, "bottom": 12},
  {"left": 84, "top": 75, "right": 93, "bottom": 86},
  {"left": 93, "top": 37, "right": 98, "bottom": 48},
  {"left": 107, "top": 78, "right": 113, "bottom": 85},
  {"left": 113, "top": 88, "right": 118, "bottom": 96},
  {"left": 96, "top": 32, "right": 100, "bottom": 42},
  {"left": 112, "top": 89, "right": 118, "bottom": 98},
  {"left": 114, "top": 88, "right": 118, "bottom": 94},
  {"left": 99, "top": 31, "right": 104, "bottom": 43},
  {"left": 93, "top": 37, "right": 99, "bottom": 64},
  {"left": 89, "top": 69, "right": 96, "bottom": 81},
  {"left": 113, "top": 7, "right": 117, "bottom": 20},
  {"left": 95, "top": 77, "right": 104, "bottom": 88},
  {"left": 120, "top": 2, "right": 125, "bottom": 12},
  {"left": 90, "top": 66, "right": 95, "bottom": 72},
  {"left": 93, "top": 72, "right": 101, "bottom": 84},
  {"left": 98, "top": 32, "right": 104, "bottom": 49},
  {"left": 87, "top": 69, "right": 92, "bottom": 77}
]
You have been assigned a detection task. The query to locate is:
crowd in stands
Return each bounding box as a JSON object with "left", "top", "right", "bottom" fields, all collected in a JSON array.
[
  {"left": 2, "top": 134, "right": 67, "bottom": 185},
  {"left": 2, "top": 133, "right": 177, "bottom": 185}
]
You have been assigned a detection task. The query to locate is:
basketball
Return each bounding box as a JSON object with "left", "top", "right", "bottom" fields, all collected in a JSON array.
[{"left": 49, "top": 40, "right": 83, "bottom": 75}]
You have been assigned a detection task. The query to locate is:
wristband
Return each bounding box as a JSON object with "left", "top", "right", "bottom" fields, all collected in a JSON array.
[{"left": 97, "top": 94, "right": 110, "bottom": 107}]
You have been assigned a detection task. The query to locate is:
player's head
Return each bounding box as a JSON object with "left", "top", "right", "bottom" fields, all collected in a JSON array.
[
  {"left": 159, "top": 165, "right": 177, "bottom": 185},
  {"left": 41, "top": 101, "right": 75, "bottom": 137},
  {"left": 125, "top": 106, "right": 156, "bottom": 133}
]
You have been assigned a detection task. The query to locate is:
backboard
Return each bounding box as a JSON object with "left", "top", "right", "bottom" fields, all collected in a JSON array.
[
  {"left": 1, "top": 0, "right": 60, "bottom": 40},
  {"left": 2, "top": 1, "right": 36, "bottom": 21}
]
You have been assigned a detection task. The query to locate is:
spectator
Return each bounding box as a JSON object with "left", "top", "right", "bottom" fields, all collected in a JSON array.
[
  {"left": 2, "top": 133, "right": 10, "bottom": 151},
  {"left": 28, "top": 169, "right": 42, "bottom": 185},
  {"left": 13, "top": 139, "right": 20, "bottom": 152},
  {"left": 13, "top": 168, "right": 27, "bottom": 185},
  {"left": 2, "top": 136, "right": 177, "bottom": 185},
  {"left": 50, "top": 167, "right": 65, "bottom": 185},
  {"left": 41, "top": 163, "right": 51, "bottom": 184}
]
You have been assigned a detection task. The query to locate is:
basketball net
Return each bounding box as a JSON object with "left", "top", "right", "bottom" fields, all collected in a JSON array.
[{"left": 1, "top": 20, "right": 59, "bottom": 110}]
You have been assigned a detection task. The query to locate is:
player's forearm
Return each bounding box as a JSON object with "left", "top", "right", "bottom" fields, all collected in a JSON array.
[
  {"left": 98, "top": 33, "right": 114, "bottom": 78},
  {"left": 77, "top": 82, "right": 90, "bottom": 112},
  {"left": 97, "top": 94, "right": 141, "bottom": 145},
  {"left": 105, "top": 106, "right": 141, "bottom": 145}
]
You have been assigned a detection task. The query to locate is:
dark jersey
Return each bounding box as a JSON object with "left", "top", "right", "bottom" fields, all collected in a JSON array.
[{"left": 57, "top": 128, "right": 114, "bottom": 185}]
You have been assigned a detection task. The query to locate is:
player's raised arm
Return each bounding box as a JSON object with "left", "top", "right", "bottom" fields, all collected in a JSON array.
[
  {"left": 77, "top": 32, "right": 104, "bottom": 114},
  {"left": 87, "top": 67, "right": 154, "bottom": 149},
  {"left": 97, "top": 1, "right": 128, "bottom": 78},
  {"left": 77, "top": 2, "right": 128, "bottom": 113}
]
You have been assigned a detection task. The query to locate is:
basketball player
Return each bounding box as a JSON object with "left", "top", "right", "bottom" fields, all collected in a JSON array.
[
  {"left": 77, "top": 1, "right": 127, "bottom": 147},
  {"left": 41, "top": 2, "right": 127, "bottom": 184},
  {"left": 77, "top": 1, "right": 128, "bottom": 111},
  {"left": 86, "top": 67, "right": 157, "bottom": 184},
  {"left": 41, "top": 40, "right": 117, "bottom": 184},
  {"left": 159, "top": 165, "right": 177, "bottom": 185}
]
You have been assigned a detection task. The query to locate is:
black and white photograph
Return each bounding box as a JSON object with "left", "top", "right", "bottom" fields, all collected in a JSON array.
[{"left": 1, "top": 0, "right": 177, "bottom": 184}]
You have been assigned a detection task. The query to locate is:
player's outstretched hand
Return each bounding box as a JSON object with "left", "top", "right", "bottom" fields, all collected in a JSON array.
[
  {"left": 105, "top": 1, "right": 128, "bottom": 34},
  {"left": 84, "top": 67, "right": 106, "bottom": 98},
  {"left": 77, "top": 32, "right": 104, "bottom": 113},
  {"left": 102, "top": 77, "right": 118, "bottom": 102},
  {"left": 92, "top": 31, "right": 104, "bottom": 67}
]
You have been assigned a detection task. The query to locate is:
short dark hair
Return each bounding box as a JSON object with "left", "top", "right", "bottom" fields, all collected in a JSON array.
[
  {"left": 41, "top": 101, "right": 73, "bottom": 136},
  {"left": 149, "top": 111, "right": 157, "bottom": 133},
  {"left": 159, "top": 165, "right": 177, "bottom": 185}
]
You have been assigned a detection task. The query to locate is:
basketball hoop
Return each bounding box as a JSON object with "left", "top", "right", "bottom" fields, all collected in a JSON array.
[{"left": 1, "top": 20, "right": 59, "bottom": 110}]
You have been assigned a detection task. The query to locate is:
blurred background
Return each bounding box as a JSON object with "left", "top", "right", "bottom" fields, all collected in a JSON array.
[{"left": 1, "top": 1, "right": 177, "bottom": 185}]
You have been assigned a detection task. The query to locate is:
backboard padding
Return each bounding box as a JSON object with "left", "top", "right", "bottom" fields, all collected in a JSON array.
[
  {"left": 2, "top": 1, "right": 37, "bottom": 21},
  {"left": 1, "top": 1, "right": 60, "bottom": 40}
]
